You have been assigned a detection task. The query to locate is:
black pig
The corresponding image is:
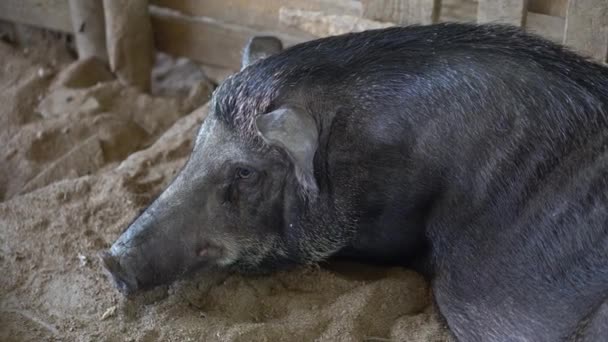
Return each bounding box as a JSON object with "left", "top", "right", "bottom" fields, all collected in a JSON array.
[{"left": 102, "top": 23, "right": 608, "bottom": 341}]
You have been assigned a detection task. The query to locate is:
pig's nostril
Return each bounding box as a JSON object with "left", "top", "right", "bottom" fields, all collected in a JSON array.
[
  {"left": 100, "top": 251, "right": 118, "bottom": 273},
  {"left": 99, "top": 251, "right": 139, "bottom": 295},
  {"left": 114, "top": 278, "right": 132, "bottom": 294}
]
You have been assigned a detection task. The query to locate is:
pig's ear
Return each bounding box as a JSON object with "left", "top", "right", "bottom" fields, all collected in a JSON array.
[
  {"left": 255, "top": 107, "right": 319, "bottom": 196},
  {"left": 241, "top": 36, "right": 283, "bottom": 70}
]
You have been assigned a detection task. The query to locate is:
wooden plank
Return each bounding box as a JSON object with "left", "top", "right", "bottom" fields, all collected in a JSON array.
[
  {"left": 362, "top": 0, "right": 441, "bottom": 25},
  {"left": 526, "top": 12, "right": 565, "bottom": 43},
  {"left": 279, "top": 8, "right": 394, "bottom": 38},
  {"left": 564, "top": 0, "right": 608, "bottom": 62},
  {"left": 528, "top": 0, "right": 567, "bottom": 17},
  {"left": 440, "top": 0, "right": 477, "bottom": 22},
  {"left": 151, "top": 9, "right": 306, "bottom": 71},
  {"left": 150, "top": 0, "right": 361, "bottom": 36},
  {"left": 69, "top": 0, "right": 108, "bottom": 61},
  {"left": 0, "top": 0, "right": 72, "bottom": 32},
  {"left": 104, "top": 0, "right": 154, "bottom": 91},
  {"left": 477, "top": 0, "right": 528, "bottom": 26}
]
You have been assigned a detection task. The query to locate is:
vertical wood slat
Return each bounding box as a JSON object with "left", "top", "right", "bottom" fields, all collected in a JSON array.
[
  {"left": 103, "top": 0, "right": 154, "bottom": 91},
  {"left": 68, "top": 0, "right": 108, "bottom": 61},
  {"left": 362, "top": 0, "right": 442, "bottom": 25},
  {"left": 477, "top": 0, "right": 528, "bottom": 26},
  {"left": 525, "top": 12, "right": 565, "bottom": 43},
  {"left": 563, "top": 0, "right": 608, "bottom": 63},
  {"left": 528, "top": 0, "right": 568, "bottom": 17}
]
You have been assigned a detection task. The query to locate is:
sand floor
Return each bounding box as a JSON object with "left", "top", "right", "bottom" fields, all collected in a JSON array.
[{"left": 0, "top": 32, "right": 451, "bottom": 342}]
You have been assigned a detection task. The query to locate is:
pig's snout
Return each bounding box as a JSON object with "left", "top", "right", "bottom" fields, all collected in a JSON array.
[
  {"left": 101, "top": 167, "right": 240, "bottom": 295},
  {"left": 100, "top": 251, "right": 139, "bottom": 295},
  {"left": 100, "top": 237, "right": 231, "bottom": 296}
]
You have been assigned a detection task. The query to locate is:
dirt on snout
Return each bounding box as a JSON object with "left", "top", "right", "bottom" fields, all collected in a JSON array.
[{"left": 0, "top": 35, "right": 451, "bottom": 342}]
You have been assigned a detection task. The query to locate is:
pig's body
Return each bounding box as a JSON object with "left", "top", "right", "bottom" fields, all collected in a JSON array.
[{"left": 104, "top": 24, "right": 608, "bottom": 341}]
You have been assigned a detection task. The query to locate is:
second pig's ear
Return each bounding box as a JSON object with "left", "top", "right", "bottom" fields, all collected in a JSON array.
[
  {"left": 241, "top": 36, "right": 283, "bottom": 70},
  {"left": 255, "top": 107, "right": 319, "bottom": 197}
]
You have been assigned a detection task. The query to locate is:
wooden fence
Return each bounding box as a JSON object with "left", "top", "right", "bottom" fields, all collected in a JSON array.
[{"left": 1, "top": 0, "right": 606, "bottom": 84}]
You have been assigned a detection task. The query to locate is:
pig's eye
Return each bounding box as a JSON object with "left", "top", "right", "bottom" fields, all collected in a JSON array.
[{"left": 236, "top": 167, "right": 255, "bottom": 180}]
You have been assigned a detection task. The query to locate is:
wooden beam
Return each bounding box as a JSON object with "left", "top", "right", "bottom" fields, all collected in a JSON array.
[
  {"left": 68, "top": 0, "right": 108, "bottom": 61},
  {"left": 361, "top": 0, "right": 442, "bottom": 25},
  {"left": 104, "top": 0, "right": 154, "bottom": 91},
  {"left": 563, "top": 0, "right": 608, "bottom": 62},
  {"left": 477, "top": 0, "right": 528, "bottom": 26},
  {"left": 440, "top": 0, "right": 477, "bottom": 22},
  {"left": 528, "top": 0, "right": 567, "bottom": 17},
  {"left": 151, "top": 10, "right": 305, "bottom": 71},
  {"left": 150, "top": 0, "right": 361, "bottom": 37},
  {"left": 526, "top": 12, "right": 565, "bottom": 43},
  {"left": 0, "top": 0, "right": 71, "bottom": 33},
  {"left": 279, "top": 8, "right": 394, "bottom": 38}
]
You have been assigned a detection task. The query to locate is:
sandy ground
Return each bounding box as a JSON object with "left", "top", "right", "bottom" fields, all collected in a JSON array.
[{"left": 0, "top": 32, "right": 451, "bottom": 342}]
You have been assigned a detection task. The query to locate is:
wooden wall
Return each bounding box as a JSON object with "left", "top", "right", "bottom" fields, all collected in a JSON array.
[{"left": 0, "top": 0, "right": 606, "bottom": 71}]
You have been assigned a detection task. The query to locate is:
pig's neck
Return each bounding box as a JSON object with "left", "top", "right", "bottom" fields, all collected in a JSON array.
[{"left": 318, "top": 87, "right": 602, "bottom": 274}]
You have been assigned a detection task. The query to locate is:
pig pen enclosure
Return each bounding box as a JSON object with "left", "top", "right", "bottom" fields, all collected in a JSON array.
[{"left": 1, "top": 0, "right": 607, "bottom": 341}]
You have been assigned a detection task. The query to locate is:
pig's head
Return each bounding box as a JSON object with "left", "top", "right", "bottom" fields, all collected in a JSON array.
[{"left": 101, "top": 37, "right": 351, "bottom": 296}]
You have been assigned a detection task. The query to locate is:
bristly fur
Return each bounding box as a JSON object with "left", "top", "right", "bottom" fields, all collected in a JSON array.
[{"left": 212, "top": 22, "right": 608, "bottom": 145}]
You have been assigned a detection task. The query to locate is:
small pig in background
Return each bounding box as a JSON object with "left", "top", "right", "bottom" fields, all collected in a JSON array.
[{"left": 102, "top": 23, "right": 608, "bottom": 341}]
